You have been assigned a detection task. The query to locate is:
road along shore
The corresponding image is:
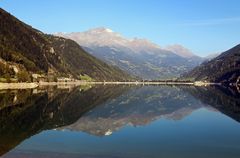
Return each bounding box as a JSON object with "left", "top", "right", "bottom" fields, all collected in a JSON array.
[
  {"left": 0, "top": 81, "right": 220, "bottom": 90},
  {"left": 0, "top": 83, "right": 38, "bottom": 90}
]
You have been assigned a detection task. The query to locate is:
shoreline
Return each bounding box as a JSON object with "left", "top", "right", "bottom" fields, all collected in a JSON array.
[
  {"left": 0, "top": 82, "right": 38, "bottom": 90},
  {"left": 0, "top": 81, "right": 220, "bottom": 90}
]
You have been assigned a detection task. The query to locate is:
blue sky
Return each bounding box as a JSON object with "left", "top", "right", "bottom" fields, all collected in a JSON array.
[{"left": 1, "top": 0, "right": 240, "bottom": 56}]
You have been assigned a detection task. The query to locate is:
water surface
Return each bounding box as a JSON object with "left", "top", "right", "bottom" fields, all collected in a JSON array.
[{"left": 0, "top": 85, "right": 240, "bottom": 158}]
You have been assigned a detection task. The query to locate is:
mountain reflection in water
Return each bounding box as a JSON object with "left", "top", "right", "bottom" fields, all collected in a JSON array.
[{"left": 0, "top": 84, "right": 240, "bottom": 158}]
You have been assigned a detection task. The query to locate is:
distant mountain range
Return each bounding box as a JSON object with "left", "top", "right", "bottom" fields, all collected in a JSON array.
[
  {"left": 56, "top": 28, "right": 204, "bottom": 80},
  {"left": 183, "top": 44, "right": 240, "bottom": 84},
  {"left": 1, "top": 7, "right": 238, "bottom": 82},
  {"left": 0, "top": 9, "right": 132, "bottom": 82}
]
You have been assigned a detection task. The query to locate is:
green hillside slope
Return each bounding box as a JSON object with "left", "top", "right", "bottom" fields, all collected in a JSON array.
[
  {"left": 0, "top": 8, "right": 132, "bottom": 82},
  {"left": 182, "top": 44, "right": 240, "bottom": 84}
]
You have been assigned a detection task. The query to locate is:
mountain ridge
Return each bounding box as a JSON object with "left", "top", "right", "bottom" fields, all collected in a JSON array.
[
  {"left": 182, "top": 44, "right": 240, "bottom": 84},
  {"left": 0, "top": 9, "right": 133, "bottom": 82},
  {"left": 56, "top": 27, "right": 204, "bottom": 80}
]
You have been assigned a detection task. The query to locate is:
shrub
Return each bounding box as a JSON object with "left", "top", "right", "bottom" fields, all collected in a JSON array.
[{"left": 17, "top": 71, "right": 31, "bottom": 82}]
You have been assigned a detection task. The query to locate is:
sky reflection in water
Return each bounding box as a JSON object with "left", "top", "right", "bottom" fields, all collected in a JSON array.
[{"left": 1, "top": 85, "right": 240, "bottom": 158}]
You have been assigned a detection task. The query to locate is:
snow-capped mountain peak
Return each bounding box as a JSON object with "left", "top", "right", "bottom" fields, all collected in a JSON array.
[
  {"left": 56, "top": 27, "right": 129, "bottom": 48},
  {"left": 56, "top": 28, "right": 165, "bottom": 54},
  {"left": 86, "top": 27, "right": 114, "bottom": 34},
  {"left": 54, "top": 27, "right": 203, "bottom": 79}
]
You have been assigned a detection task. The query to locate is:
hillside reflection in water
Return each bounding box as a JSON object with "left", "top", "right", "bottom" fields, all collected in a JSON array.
[{"left": 1, "top": 84, "right": 240, "bottom": 158}]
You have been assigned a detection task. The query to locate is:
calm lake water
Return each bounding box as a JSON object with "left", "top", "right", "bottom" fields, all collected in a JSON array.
[{"left": 0, "top": 85, "right": 240, "bottom": 158}]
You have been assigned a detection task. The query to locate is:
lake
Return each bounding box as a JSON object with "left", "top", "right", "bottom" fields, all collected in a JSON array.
[{"left": 0, "top": 84, "right": 240, "bottom": 158}]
